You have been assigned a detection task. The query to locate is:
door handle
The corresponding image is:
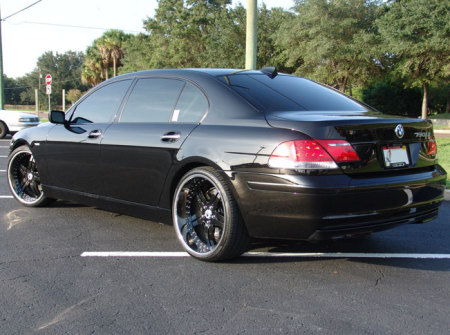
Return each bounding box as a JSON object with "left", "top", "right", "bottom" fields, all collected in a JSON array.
[
  {"left": 88, "top": 130, "right": 102, "bottom": 138},
  {"left": 161, "top": 132, "right": 181, "bottom": 142}
]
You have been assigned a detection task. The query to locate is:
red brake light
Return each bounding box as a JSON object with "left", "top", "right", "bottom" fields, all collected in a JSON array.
[
  {"left": 427, "top": 136, "right": 437, "bottom": 156},
  {"left": 316, "top": 140, "right": 360, "bottom": 162},
  {"left": 269, "top": 139, "right": 360, "bottom": 170}
]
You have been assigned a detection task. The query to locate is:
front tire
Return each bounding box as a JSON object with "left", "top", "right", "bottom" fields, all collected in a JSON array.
[
  {"left": 7, "top": 145, "right": 52, "bottom": 207},
  {"left": 172, "top": 167, "right": 249, "bottom": 261}
]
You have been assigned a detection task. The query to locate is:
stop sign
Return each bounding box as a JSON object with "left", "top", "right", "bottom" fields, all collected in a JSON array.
[{"left": 45, "top": 74, "right": 52, "bottom": 85}]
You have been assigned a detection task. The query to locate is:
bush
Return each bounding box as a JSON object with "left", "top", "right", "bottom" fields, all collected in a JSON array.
[{"left": 66, "top": 89, "right": 83, "bottom": 104}]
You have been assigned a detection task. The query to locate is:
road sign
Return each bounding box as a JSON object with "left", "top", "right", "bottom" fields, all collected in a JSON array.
[
  {"left": 46, "top": 84, "right": 52, "bottom": 95},
  {"left": 45, "top": 74, "right": 52, "bottom": 85}
]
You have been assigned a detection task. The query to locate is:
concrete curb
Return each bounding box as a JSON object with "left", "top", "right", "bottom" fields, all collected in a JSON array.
[{"left": 435, "top": 129, "right": 450, "bottom": 134}]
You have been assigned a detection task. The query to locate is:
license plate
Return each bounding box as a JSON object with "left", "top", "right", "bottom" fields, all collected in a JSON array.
[{"left": 382, "top": 145, "right": 409, "bottom": 168}]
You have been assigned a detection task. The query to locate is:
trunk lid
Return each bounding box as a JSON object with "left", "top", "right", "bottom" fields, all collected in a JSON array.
[{"left": 265, "top": 111, "right": 437, "bottom": 174}]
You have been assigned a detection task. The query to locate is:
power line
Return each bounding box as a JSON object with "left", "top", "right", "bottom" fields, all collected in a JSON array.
[{"left": 1, "top": 0, "right": 43, "bottom": 21}]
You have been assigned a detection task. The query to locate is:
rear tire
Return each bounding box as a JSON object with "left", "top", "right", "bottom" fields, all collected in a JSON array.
[
  {"left": 172, "top": 167, "right": 249, "bottom": 261},
  {"left": 0, "top": 121, "right": 8, "bottom": 139},
  {"left": 7, "top": 145, "right": 53, "bottom": 207}
]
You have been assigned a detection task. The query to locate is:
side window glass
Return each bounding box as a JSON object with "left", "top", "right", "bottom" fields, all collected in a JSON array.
[
  {"left": 171, "top": 83, "right": 208, "bottom": 123},
  {"left": 120, "top": 78, "right": 184, "bottom": 123},
  {"left": 71, "top": 80, "right": 132, "bottom": 124}
]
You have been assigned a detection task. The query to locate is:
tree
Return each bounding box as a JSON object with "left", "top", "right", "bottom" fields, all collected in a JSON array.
[
  {"left": 377, "top": 0, "right": 450, "bottom": 119},
  {"left": 257, "top": 5, "right": 296, "bottom": 72},
  {"left": 3, "top": 75, "right": 25, "bottom": 105},
  {"left": 121, "top": 0, "right": 249, "bottom": 72},
  {"left": 19, "top": 51, "right": 86, "bottom": 109},
  {"left": 66, "top": 89, "right": 83, "bottom": 104},
  {"left": 82, "top": 45, "right": 103, "bottom": 87},
  {"left": 276, "top": 0, "right": 383, "bottom": 93},
  {"left": 83, "top": 30, "right": 130, "bottom": 82}
]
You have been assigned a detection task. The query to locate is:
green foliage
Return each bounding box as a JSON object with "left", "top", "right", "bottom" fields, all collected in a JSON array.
[
  {"left": 15, "top": 51, "right": 86, "bottom": 109},
  {"left": 121, "top": 0, "right": 245, "bottom": 72},
  {"left": 83, "top": 30, "right": 131, "bottom": 85},
  {"left": 377, "top": 0, "right": 450, "bottom": 88},
  {"left": 362, "top": 79, "right": 422, "bottom": 116},
  {"left": 276, "top": 0, "right": 383, "bottom": 92},
  {"left": 377, "top": 0, "right": 450, "bottom": 118},
  {"left": 435, "top": 137, "right": 450, "bottom": 188},
  {"left": 4, "top": 75, "right": 25, "bottom": 105},
  {"left": 120, "top": 1, "right": 292, "bottom": 73},
  {"left": 66, "top": 89, "right": 83, "bottom": 104}
]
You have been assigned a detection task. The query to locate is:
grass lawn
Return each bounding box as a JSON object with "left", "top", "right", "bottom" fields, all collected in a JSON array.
[
  {"left": 430, "top": 113, "right": 450, "bottom": 119},
  {"left": 436, "top": 137, "right": 450, "bottom": 188}
]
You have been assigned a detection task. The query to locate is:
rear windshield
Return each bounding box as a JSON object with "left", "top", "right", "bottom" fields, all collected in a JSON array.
[{"left": 217, "top": 73, "right": 365, "bottom": 112}]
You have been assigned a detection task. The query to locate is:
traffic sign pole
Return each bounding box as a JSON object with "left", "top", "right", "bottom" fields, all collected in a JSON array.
[{"left": 46, "top": 74, "right": 52, "bottom": 112}]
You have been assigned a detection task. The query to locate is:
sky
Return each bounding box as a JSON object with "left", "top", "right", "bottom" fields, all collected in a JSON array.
[{"left": 1, "top": 0, "right": 294, "bottom": 79}]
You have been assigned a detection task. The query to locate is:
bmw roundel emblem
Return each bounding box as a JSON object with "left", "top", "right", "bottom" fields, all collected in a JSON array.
[{"left": 395, "top": 124, "right": 405, "bottom": 139}]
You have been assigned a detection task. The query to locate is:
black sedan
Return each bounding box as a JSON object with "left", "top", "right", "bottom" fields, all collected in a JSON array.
[{"left": 7, "top": 68, "right": 447, "bottom": 261}]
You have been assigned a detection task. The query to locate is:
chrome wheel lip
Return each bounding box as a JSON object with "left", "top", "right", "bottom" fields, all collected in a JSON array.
[
  {"left": 7, "top": 149, "right": 45, "bottom": 206},
  {"left": 173, "top": 172, "right": 226, "bottom": 258}
]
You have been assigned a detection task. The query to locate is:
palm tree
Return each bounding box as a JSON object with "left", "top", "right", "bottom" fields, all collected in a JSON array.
[
  {"left": 103, "top": 30, "right": 130, "bottom": 77},
  {"left": 81, "top": 45, "right": 103, "bottom": 86},
  {"left": 96, "top": 36, "right": 112, "bottom": 80}
]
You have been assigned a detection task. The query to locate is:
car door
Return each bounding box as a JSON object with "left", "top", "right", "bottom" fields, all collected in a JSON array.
[
  {"left": 100, "top": 77, "right": 209, "bottom": 206},
  {"left": 44, "top": 79, "right": 133, "bottom": 194}
]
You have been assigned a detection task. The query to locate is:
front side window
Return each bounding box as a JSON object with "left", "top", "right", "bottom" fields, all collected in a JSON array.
[
  {"left": 71, "top": 80, "right": 132, "bottom": 124},
  {"left": 120, "top": 78, "right": 184, "bottom": 123}
]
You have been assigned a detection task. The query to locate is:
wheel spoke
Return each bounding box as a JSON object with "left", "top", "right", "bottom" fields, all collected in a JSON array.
[
  {"left": 19, "top": 164, "right": 28, "bottom": 176},
  {"left": 211, "top": 192, "right": 221, "bottom": 207},
  {"left": 211, "top": 217, "right": 224, "bottom": 229},
  {"left": 196, "top": 187, "right": 208, "bottom": 206},
  {"left": 30, "top": 182, "right": 40, "bottom": 196}
]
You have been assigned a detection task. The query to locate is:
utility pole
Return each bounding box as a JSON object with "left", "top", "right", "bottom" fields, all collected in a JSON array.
[
  {"left": 0, "top": 1, "right": 43, "bottom": 110},
  {"left": 0, "top": 7, "right": 5, "bottom": 109},
  {"left": 245, "top": 0, "right": 257, "bottom": 70}
]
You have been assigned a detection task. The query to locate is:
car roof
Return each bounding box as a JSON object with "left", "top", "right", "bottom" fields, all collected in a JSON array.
[{"left": 114, "top": 68, "right": 277, "bottom": 80}]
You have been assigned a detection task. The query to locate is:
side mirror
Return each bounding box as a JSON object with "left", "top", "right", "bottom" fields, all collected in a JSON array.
[{"left": 49, "top": 110, "right": 66, "bottom": 124}]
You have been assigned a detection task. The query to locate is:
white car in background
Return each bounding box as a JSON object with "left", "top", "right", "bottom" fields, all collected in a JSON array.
[{"left": 0, "top": 109, "right": 40, "bottom": 139}]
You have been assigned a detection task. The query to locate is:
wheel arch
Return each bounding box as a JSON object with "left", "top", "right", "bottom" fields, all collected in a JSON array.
[
  {"left": 159, "top": 157, "right": 242, "bottom": 218},
  {"left": 9, "top": 138, "right": 31, "bottom": 153}
]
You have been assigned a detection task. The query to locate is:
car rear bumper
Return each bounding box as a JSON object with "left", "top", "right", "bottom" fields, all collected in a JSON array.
[{"left": 230, "top": 165, "right": 447, "bottom": 240}]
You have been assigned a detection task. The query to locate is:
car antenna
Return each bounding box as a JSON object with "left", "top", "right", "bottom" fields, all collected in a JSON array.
[{"left": 260, "top": 66, "right": 278, "bottom": 79}]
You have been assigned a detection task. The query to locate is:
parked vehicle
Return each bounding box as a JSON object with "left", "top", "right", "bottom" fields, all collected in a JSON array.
[
  {"left": 0, "top": 109, "right": 40, "bottom": 139},
  {"left": 7, "top": 68, "right": 447, "bottom": 261}
]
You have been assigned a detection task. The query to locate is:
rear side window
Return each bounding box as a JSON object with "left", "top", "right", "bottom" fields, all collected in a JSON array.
[
  {"left": 171, "top": 83, "right": 208, "bottom": 123},
  {"left": 120, "top": 78, "right": 184, "bottom": 123},
  {"left": 71, "top": 79, "right": 132, "bottom": 124},
  {"left": 218, "top": 74, "right": 365, "bottom": 112}
]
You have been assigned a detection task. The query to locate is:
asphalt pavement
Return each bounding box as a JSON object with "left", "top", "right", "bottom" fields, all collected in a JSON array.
[{"left": 1, "top": 137, "right": 449, "bottom": 335}]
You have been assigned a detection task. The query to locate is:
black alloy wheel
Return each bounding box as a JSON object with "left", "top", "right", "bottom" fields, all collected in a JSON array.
[
  {"left": 0, "top": 121, "right": 8, "bottom": 139},
  {"left": 7, "top": 146, "right": 52, "bottom": 207},
  {"left": 172, "top": 167, "right": 248, "bottom": 261}
]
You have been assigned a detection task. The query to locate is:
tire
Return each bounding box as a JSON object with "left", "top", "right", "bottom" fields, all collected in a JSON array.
[
  {"left": 0, "top": 121, "right": 8, "bottom": 139},
  {"left": 7, "top": 145, "right": 53, "bottom": 207},
  {"left": 172, "top": 167, "right": 249, "bottom": 261}
]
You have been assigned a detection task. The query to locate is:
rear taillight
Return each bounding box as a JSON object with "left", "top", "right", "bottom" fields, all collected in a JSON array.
[
  {"left": 268, "top": 139, "right": 360, "bottom": 170},
  {"left": 427, "top": 136, "right": 437, "bottom": 156}
]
